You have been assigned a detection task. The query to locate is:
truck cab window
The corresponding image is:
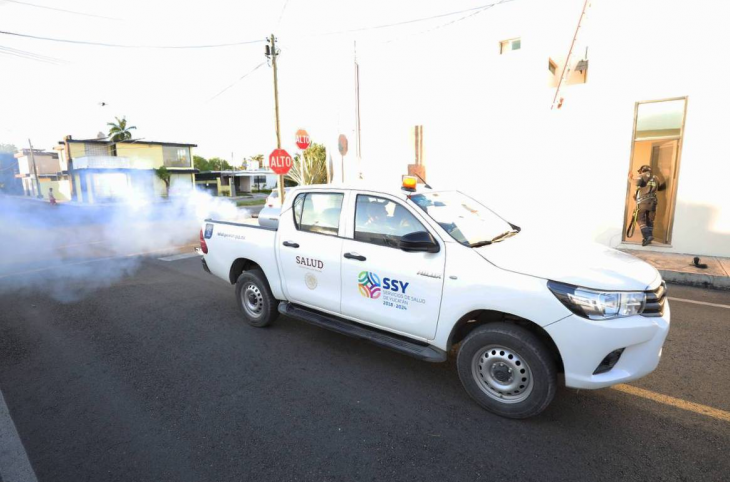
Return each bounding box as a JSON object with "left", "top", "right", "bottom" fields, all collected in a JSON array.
[
  {"left": 293, "top": 192, "right": 344, "bottom": 236},
  {"left": 355, "top": 195, "right": 426, "bottom": 248}
]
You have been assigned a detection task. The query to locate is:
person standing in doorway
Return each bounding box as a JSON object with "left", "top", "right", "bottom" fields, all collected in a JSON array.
[{"left": 631, "top": 165, "right": 665, "bottom": 246}]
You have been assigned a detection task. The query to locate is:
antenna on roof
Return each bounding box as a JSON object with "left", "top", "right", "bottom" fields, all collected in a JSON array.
[{"left": 413, "top": 172, "right": 431, "bottom": 189}]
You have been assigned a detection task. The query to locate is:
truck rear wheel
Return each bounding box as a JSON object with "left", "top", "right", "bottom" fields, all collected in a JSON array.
[
  {"left": 457, "top": 323, "right": 557, "bottom": 419},
  {"left": 235, "top": 269, "right": 278, "bottom": 327}
]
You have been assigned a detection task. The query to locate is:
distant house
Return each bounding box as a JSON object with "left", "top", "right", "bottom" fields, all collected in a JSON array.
[
  {"left": 195, "top": 170, "right": 278, "bottom": 196},
  {"left": 56, "top": 136, "right": 198, "bottom": 203},
  {"left": 0, "top": 151, "right": 22, "bottom": 195},
  {"left": 14, "top": 148, "right": 69, "bottom": 200}
]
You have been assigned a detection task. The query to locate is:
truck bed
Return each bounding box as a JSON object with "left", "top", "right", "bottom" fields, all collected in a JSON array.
[{"left": 201, "top": 217, "right": 284, "bottom": 299}]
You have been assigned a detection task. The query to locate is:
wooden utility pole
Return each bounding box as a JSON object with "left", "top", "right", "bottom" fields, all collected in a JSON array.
[
  {"left": 64, "top": 135, "right": 75, "bottom": 200},
  {"left": 269, "top": 34, "right": 285, "bottom": 203},
  {"left": 28, "top": 139, "right": 42, "bottom": 198}
]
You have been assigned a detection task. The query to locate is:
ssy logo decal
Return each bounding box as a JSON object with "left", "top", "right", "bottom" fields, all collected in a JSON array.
[{"left": 358, "top": 271, "right": 382, "bottom": 299}]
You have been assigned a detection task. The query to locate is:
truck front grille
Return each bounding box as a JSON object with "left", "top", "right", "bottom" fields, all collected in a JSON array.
[{"left": 643, "top": 281, "right": 667, "bottom": 317}]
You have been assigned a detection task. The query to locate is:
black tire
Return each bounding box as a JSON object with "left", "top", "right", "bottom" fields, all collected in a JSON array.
[
  {"left": 457, "top": 323, "right": 557, "bottom": 419},
  {"left": 235, "top": 269, "right": 279, "bottom": 327}
]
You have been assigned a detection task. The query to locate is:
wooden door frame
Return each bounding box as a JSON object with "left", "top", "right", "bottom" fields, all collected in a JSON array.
[{"left": 621, "top": 96, "right": 688, "bottom": 246}]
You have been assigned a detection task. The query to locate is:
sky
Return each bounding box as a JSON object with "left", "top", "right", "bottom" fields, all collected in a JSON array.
[{"left": 0, "top": 0, "right": 519, "bottom": 163}]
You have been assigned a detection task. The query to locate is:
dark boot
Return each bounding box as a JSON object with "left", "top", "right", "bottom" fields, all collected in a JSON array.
[{"left": 640, "top": 226, "right": 653, "bottom": 246}]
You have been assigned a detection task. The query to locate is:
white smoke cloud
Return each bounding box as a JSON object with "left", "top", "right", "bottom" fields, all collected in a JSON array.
[{"left": 0, "top": 187, "right": 249, "bottom": 302}]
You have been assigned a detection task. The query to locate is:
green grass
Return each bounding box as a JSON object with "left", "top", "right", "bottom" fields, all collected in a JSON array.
[{"left": 236, "top": 198, "right": 266, "bottom": 207}]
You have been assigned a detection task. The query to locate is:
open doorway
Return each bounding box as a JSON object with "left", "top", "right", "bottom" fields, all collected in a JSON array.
[{"left": 623, "top": 97, "right": 687, "bottom": 245}]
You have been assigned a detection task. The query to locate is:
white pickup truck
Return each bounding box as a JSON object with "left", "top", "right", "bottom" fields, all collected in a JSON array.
[{"left": 200, "top": 179, "right": 669, "bottom": 418}]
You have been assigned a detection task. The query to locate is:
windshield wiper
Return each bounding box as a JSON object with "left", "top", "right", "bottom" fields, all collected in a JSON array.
[
  {"left": 469, "top": 240, "right": 493, "bottom": 248},
  {"left": 470, "top": 230, "right": 519, "bottom": 248},
  {"left": 490, "top": 230, "right": 519, "bottom": 243}
]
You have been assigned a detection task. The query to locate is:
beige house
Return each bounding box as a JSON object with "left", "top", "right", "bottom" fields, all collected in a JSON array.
[
  {"left": 14, "top": 148, "right": 70, "bottom": 200},
  {"left": 55, "top": 136, "right": 198, "bottom": 203}
]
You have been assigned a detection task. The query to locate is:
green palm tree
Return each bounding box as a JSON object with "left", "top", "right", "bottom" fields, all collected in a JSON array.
[{"left": 107, "top": 116, "right": 137, "bottom": 142}]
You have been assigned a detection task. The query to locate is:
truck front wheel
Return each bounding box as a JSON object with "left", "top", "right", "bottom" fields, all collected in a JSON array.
[
  {"left": 235, "top": 269, "right": 278, "bottom": 327},
  {"left": 457, "top": 323, "right": 557, "bottom": 419}
]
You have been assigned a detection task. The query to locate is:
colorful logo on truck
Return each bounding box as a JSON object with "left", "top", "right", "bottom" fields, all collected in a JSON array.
[
  {"left": 358, "top": 271, "right": 382, "bottom": 299},
  {"left": 357, "top": 270, "right": 422, "bottom": 311}
]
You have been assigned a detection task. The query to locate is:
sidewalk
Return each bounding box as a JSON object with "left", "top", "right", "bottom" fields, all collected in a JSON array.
[{"left": 621, "top": 249, "right": 730, "bottom": 290}]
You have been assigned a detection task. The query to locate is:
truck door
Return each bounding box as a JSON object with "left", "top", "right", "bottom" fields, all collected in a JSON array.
[
  {"left": 277, "top": 191, "right": 346, "bottom": 314},
  {"left": 340, "top": 193, "right": 445, "bottom": 340}
]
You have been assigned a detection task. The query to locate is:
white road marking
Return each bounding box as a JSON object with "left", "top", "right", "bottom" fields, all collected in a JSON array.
[
  {"left": 14, "top": 240, "right": 106, "bottom": 256},
  {"left": 668, "top": 297, "right": 730, "bottom": 310},
  {"left": 0, "top": 244, "right": 197, "bottom": 280},
  {"left": 0, "top": 389, "right": 39, "bottom": 482},
  {"left": 158, "top": 252, "right": 200, "bottom": 262}
]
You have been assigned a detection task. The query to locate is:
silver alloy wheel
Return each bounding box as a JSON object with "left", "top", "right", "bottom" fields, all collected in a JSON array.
[
  {"left": 242, "top": 283, "right": 264, "bottom": 319},
  {"left": 472, "top": 345, "right": 534, "bottom": 404}
]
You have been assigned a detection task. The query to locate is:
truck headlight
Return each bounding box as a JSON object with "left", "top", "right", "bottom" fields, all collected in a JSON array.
[{"left": 547, "top": 281, "right": 646, "bottom": 320}]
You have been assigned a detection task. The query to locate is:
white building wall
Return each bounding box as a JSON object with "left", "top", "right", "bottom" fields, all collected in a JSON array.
[{"left": 349, "top": 0, "right": 730, "bottom": 257}]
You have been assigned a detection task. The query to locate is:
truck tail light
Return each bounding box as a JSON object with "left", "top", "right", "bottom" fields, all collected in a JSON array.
[{"left": 200, "top": 228, "right": 208, "bottom": 254}]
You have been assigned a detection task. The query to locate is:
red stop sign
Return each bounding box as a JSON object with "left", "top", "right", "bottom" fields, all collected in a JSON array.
[
  {"left": 295, "top": 129, "right": 311, "bottom": 150},
  {"left": 269, "top": 149, "right": 293, "bottom": 175}
]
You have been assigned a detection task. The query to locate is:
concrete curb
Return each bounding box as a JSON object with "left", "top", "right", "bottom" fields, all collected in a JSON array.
[
  {"left": 0, "top": 389, "right": 38, "bottom": 482},
  {"left": 658, "top": 269, "right": 730, "bottom": 290},
  {"left": 619, "top": 248, "right": 730, "bottom": 291}
]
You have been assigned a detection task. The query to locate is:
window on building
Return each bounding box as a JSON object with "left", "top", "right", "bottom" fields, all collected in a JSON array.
[
  {"left": 253, "top": 175, "right": 267, "bottom": 184},
  {"left": 548, "top": 59, "right": 557, "bottom": 75},
  {"left": 500, "top": 38, "right": 521, "bottom": 54},
  {"left": 354, "top": 195, "right": 426, "bottom": 248},
  {"left": 163, "top": 146, "right": 191, "bottom": 168},
  {"left": 293, "top": 192, "right": 344, "bottom": 236},
  {"left": 84, "top": 144, "right": 111, "bottom": 157}
]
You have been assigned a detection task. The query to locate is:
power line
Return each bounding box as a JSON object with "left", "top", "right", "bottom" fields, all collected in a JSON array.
[
  {"left": 385, "top": 2, "right": 502, "bottom": 44},
  {"left": 207, "top": 61, "right": 267, "bottom": 102},
  {"left": 0, "top": 44, "right": 67, "bottom": 65},
  {"left": 1, "top": 1, "right": 516, "bottom": 50},
  {"left": 4, "top": 0, "right": 120, "bottom": 21},
  {"left": 311, "top": 0, "right": 515, "bottom": 37},
  {"left": 276, "top": 0, "right": 292, "bottom": 29},
  {"left": 0, "top": 30, "right": 267, "bottom": 49}
]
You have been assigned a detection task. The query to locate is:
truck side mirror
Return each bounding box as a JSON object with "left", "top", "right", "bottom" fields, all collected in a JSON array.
[{"left": 399, "top": 231, "right": 440, "bottom": 253}]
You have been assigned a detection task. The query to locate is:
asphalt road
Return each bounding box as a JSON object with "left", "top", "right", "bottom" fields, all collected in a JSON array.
[{"left": 0, "top": 255, "right": 728, "bottom": 481}]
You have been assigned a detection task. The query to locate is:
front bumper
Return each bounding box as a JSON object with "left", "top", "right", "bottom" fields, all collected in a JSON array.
[{"left": 544, "top": 302, "right": 670, "bottom": 389}]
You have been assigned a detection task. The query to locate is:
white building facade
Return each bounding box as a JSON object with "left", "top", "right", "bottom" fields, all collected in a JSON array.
[{"left": 343, "top": 0, "right": 729, "bottom": 258}]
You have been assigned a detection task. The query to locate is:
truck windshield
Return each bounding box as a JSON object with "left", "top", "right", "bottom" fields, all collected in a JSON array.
[{"left": 409, "top": 191, "right": 516, "bottom": 247}]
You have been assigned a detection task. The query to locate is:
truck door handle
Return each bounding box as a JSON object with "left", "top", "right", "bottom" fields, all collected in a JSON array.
[
  {"left": 283, "top": 241, "right": 300, "bottom": 248},
  {"left": 344, "top": 252, "right": 366, "bottom": 261}
]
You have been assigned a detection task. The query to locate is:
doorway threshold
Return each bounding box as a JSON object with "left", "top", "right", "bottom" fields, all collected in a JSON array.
[{"left": 619, "top": 242, "right": 672, "bottom": 251}]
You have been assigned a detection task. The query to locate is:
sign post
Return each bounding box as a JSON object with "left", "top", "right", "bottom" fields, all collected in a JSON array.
[
  {"left": 338, "top": 134, "right": 348, "bottom": 183},
  {"left": 295, "top": 129, "right": 311, "bottom": 185}
]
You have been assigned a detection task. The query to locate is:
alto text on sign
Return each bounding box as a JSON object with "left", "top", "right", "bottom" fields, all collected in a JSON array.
[
  {"left": 295, "top": 129, "right": 311, "bottom": 150},
  {"left": 269, "top": 149, "right": 293, "bottom": 175}
]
